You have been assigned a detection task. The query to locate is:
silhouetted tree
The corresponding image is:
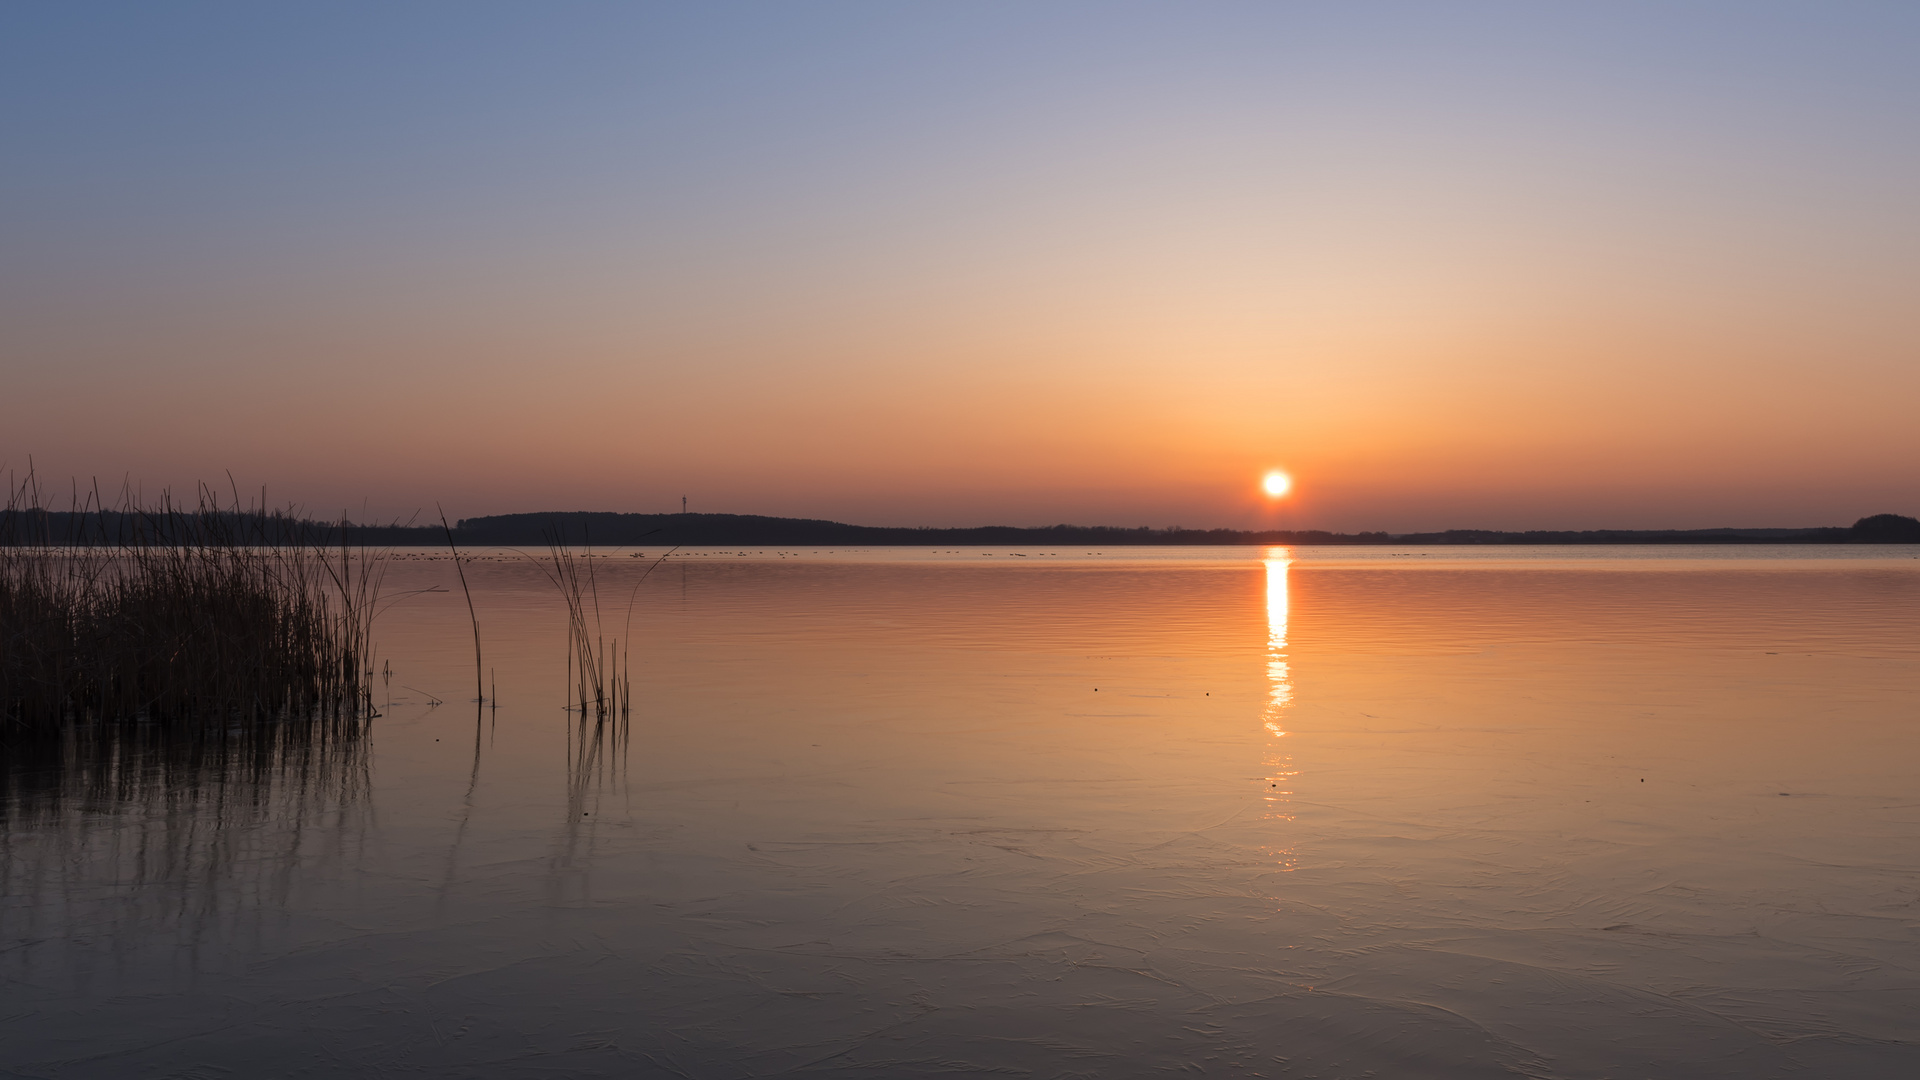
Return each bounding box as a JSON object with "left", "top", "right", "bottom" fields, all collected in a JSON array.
[{"left": 1851, "top": 514, "right": 1920, "bottom": 542}]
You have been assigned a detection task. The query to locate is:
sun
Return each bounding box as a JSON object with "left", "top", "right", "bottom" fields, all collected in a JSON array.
[{"left": 1262, "top": 470, "right": 1292, "bottom": 498}]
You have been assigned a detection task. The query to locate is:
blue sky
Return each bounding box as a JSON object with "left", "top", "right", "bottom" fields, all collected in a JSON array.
[{"left": 5, "top": 3, "right": 1918, "bottom": 528}]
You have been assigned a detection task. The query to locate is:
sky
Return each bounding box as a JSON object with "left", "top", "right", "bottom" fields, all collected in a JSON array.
[{"left": 4, "top": 2, "right": 1918, "bottom": 531}]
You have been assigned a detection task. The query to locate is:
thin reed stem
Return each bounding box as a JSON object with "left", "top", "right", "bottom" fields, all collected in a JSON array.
[{"left": 439, "top": 505, "right": 484, "bottom": 704}]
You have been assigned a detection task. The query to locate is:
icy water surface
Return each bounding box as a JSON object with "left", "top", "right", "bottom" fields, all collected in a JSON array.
[{"left": 5, "top": 546, "right": 1920, "bottom": 1078}]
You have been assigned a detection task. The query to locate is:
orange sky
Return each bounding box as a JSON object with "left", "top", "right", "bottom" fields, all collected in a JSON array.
[{"left": 4, "top": 5, "right": 1918, "bottom": 530}]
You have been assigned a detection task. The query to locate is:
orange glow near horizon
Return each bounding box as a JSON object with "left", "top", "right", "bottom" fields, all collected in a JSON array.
[{"left": 5, "top": 6, "right": 1920, "bottom": 532}]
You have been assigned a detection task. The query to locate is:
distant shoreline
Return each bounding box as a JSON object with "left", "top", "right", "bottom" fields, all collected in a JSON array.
[
  {"left": 294, "top": 510, "right": 1920, "bottom": 547},
  {"left": 9, "top": 509, "right": 1918, "bottom": 547},
  {"left": 440, "top": 510, "right": 1919, "bottom": 547}
]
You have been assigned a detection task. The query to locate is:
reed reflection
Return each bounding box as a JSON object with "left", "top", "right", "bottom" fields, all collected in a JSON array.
[
  {"left": 0, "top": 715, "right": 371, "bottom": 988},
  {"left": 541, "top": 710, "right": 631, "bottom": 906},
  {"left": 1262, "top": 550, "right": 1298, "bottom": 867}
]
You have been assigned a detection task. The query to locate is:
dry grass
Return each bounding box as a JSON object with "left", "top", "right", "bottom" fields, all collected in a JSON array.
[
  {"left": 524, "top": 527, "right": 677, "bottom": 816},
  {"left": 0, "top": 475, "right": 384, "bottom": 730},
  {"left": 531, "top": 527, "right": 647, "bottom": 815},
  {"left": 537, "top": 528, "right": 630, "bottom": 724}
]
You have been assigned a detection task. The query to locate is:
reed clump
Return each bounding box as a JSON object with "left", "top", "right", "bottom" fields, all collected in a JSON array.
[
  {"left": 538, "top": 528, "right": 630, "bottom": 723},
  {"left": 0, "top": 478, "right": 383, "bottom": 730}
]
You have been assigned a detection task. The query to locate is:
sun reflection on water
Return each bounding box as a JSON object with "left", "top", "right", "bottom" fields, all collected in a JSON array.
[
  {"left": 1262, "top": 549, "right": 1299, "bottom": 868},
  {"left": 1266, "top": 551, "right": 1292, "bottom": 727}
]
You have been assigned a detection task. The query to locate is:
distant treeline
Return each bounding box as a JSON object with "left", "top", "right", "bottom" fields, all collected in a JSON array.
[
  {"left": 2, "top": 508, "right": 339, "bottom": 546},
  {"left": 6, "top": 509, "right": 1918, "bottom": 547}
]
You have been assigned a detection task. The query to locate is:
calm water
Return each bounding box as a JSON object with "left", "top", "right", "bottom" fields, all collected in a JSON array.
[{"left": 5, "top": 546, "right": 1920, "bottom": 1078}]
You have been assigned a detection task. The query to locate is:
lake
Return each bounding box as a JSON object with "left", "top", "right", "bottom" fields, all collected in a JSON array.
[{"left": 5, "top": 546, "right": 1920, "bottom": 1078}]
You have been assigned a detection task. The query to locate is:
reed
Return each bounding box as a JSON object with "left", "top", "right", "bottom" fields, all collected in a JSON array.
[
  {"left": 530, "top": 530, "right": 673, "bottom": 810},
  {"left": 0, "top": 474, "right": 384, "bottom": 730},
  {"left": 438, "top": 504, "right": 484, "bottom": 703},
  {"left": 537, "top": 527, "right": 629, "bottom": 725}
]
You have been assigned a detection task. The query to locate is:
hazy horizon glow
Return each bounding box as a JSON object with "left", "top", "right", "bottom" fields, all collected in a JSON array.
[{"left": 4, "top": 3, "right": 1918, "bottom": 531}]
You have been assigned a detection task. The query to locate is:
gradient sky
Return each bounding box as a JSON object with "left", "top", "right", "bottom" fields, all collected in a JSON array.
[{"left": 4, "top": 2, "right": 1918, "bottom": 530}]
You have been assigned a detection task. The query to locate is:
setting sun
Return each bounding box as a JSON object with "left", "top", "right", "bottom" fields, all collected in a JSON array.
[{"left": 1262, "top": 470, "right": 1292, "bottom": 497}]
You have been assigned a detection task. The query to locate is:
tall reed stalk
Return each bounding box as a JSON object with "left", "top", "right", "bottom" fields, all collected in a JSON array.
[
  {"left": 438, "top": 505, "right": 484, "bottom": 703},
  {"left": 538, "top": 528, "right": 629, "bottom": 725},
  {"left": 0, "top": 473, "right": 385, "bottom": 729}
]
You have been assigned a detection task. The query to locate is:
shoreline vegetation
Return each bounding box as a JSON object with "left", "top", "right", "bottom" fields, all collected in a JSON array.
[
  {"left": 1, "top": 482, "right": 382, "bottom": 731},
  {"left": 9, "top": 509, "right": 1909, "bottom": 549}
]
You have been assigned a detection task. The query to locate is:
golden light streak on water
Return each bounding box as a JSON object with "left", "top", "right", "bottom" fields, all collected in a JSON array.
[{"left": 1262, "top": 548, "right": 1299, "bottom": 865}]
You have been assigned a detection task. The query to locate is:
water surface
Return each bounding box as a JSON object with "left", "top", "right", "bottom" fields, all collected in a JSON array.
[{"left": 6, "top": 546, "right": 1919, "bottom": 1077}]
